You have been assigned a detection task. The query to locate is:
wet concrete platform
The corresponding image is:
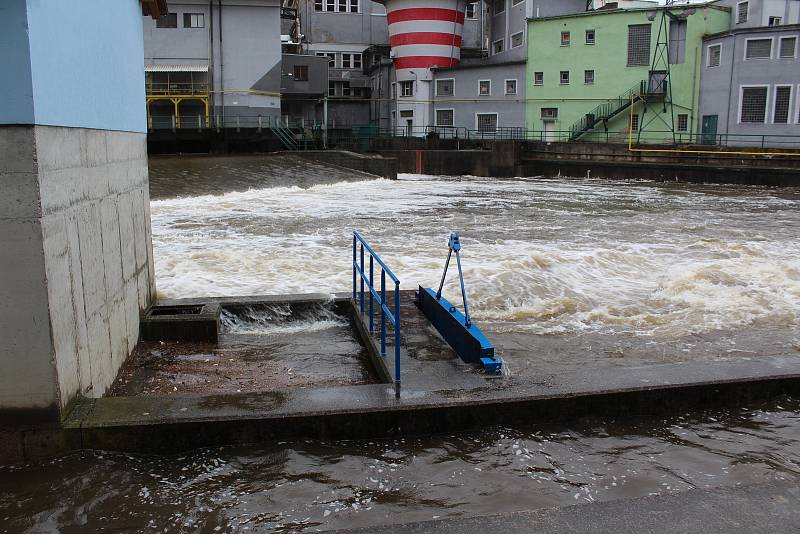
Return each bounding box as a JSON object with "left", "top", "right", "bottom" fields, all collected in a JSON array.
[{"left": 332, "top": 478, "right": 800, "bottom": 533}]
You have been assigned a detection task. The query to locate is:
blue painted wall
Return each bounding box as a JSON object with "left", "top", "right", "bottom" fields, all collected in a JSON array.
[
  {"left": 0, "top": 0, "right": 35, "bottom": 124},
  {"left": 1, "top": 0, "right": 147, "bottom": 133}
]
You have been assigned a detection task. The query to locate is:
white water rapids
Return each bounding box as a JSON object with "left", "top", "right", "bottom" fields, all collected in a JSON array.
[{"left": 150, "top": 170, "right": 800, "bottom": 346}]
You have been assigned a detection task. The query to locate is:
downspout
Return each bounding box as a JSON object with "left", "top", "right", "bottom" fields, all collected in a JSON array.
[
  {"left": 209, "top": 0, "right": 215, "bottom": 119},
  {"left": 219, "top": 0, "right": 225, "bottom": 126},
  {"left": 725, "top": 36, "right": 736, "bottom": 137}
]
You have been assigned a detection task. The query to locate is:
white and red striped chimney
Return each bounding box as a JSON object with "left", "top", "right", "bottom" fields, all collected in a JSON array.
[{"left": 378, "top": 0, "right": 467, "bottom": 133}]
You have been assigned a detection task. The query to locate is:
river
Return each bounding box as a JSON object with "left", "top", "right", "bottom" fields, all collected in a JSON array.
[{"left": 2, "top": 154, "right": 799, "bottom": 532}]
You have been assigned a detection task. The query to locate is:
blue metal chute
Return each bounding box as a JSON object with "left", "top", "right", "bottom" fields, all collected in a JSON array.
[{"left": 418, "top": 233, "right": 501, "bottom": 373}]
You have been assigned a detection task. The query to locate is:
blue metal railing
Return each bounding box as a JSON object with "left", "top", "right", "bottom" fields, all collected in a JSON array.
[{"left": 352, "top": 231, "right": 401, "bottom": 398}]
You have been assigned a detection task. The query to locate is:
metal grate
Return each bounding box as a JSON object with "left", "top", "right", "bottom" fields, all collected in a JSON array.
[
  {"left": 773, "top": 86, "right": 791, "bottom": 124},
  {"left": 708, "top": 44, "right": 721, "bottom": 67},
  {"left": 779, "top": 37, "right": 796, "bottom": 58},
  {"left": 740, "top": 86, "right": 768, "bottom": 123},
  {"left": 677, "top": 114, "right": 688, "bottom": 132},
  {"left": 737, "top": 1, "right": 748, "bottom": 24},
  {"left": 476, "top": 114, "right": 497, "bottom": 132},
  {"left": 745, "top": 39, "right": 772, "bottom": 59},
  {"left": 435, "top": 109, "right": 454, "bottom": 127},
  {"left": 436, "top": 79, "right": 454, "bottom": 97},
  {"left": 627, "top": 24, "right": 651, "bottom": 66}
]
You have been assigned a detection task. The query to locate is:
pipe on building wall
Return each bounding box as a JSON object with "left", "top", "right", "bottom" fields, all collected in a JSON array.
[
  {"left": 209, "top": 0, "right": 215, "bottom": 118},
  {"left": 218, "top": 0, "right": 225, "bottom": 124}
]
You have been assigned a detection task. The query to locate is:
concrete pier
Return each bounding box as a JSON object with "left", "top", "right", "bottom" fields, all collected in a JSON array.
[{"left": 0, "top": 0, "right": 159, "bottom": 461}]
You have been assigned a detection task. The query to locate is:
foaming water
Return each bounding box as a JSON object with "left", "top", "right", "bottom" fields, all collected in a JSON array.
[
  {"left": 220, "top": 304, "right": 346, "bottom": 335},
  {"left": 149, "top": 163, "right": 800, "bottom": 349},
  {"left": 3, "top": 397, "right": 799, "bottom": 531}
]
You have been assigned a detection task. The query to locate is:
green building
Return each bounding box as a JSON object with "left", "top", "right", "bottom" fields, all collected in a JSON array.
[{"left": 526, "top": 3, "right": 731, "bottom": 143}]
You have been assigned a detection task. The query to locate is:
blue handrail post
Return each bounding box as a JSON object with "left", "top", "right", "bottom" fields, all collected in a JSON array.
[
  {"left": 352, "top": 235, "right": 356, "bottom": 301},
  {"left": 381, "top": 269, "right": 386, "bottom": 357},
  {"left": 360, "top": 243, "right": 365, "bottom": 315},
  {"left": 394, "top": 280, "right": 401, "bottom": 399},
  {"left": 369, "top": 255, "right": 374, "bottom": 333}
]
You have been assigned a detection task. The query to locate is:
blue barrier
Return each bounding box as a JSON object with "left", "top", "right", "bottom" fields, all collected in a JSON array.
[{"left": 353, "top": 231, "right": 401, "bottom": 398}]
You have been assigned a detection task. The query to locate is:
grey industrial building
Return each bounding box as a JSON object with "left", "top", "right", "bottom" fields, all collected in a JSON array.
[
  {"left": 143, "top": 0, "right": 283, "bottom": 129},
  {"left": 699, "top": 0, "right": 800, "bottom": 146}
]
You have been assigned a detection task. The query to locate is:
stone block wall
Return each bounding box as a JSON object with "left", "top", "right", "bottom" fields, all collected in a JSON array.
[{"left": 0, "top": 125, "right": 154, "bottom": 416}]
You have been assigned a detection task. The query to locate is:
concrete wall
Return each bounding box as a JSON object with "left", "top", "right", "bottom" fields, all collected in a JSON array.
[
  {"left": 1, "top": 0, "right": 155, "bottom": 429},
  {"left": 718, "top": 0, "right": 800, "bottom": 28},
  {"left": 700, "top": 24, "right": 800, "bottom": 146}
]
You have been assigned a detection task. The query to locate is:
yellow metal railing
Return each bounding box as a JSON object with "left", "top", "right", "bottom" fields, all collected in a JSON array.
[{"left": 146, "top": 82, "right": 209, "bottom": 97}]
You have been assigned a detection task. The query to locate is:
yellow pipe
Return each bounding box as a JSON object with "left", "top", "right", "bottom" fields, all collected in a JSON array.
[{"left": 627, "top": 95, "right": 799, "bottom": 157}]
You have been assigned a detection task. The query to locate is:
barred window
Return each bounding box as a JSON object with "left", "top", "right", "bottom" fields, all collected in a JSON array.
[
  {"left": 745, "top": 39, "right": 772, "bottom": 59},
  {"left": 436, "top": 109, "right": 454, "bottom": 127},
  {"left": 511, "top": 31, "right": 524, "bottom": 48},
  {"left": 631, "top": 114, "right": 639, "bottom": 131},
  {"left": 584, "top": 70, "right": 594, "bottom": 84},
  {"left": 677, "top": 114, "right": 688, "bottom": 132},
  {"left": 505, "top": 79, "right": 517, "bottom": 94},
  {"left": 736, "top": 1, "right": 748, "bottom": 24},
  {"left": 773, "top": 86, "right": 791, "bottom": 124},
  {"left": 436, "top": 79, "right": 454, "bottom": 96},
  {"left": 560, "top": 71, "right": 570, "bottom": 85},
  {"left": 627, "top": 24, "right": 651, "bottom": 66},
  {"left": 586, "top": 29, "right": 596, "bottom": 45},
  {"left": 779, "top": 37, "right": 796, "bottom": 59},
  {"left": 534, "top": 72, "right": 543, "bottom": 85},
  {"left": 708, "top": 44, "right": 721, "bottom": 67},
  {"left": 541, "top": 108, "right": 558, "bottom": 119},
  {"left": 479, "top": 80, "right": 491, "bottom": 95},
  {"left": 740, "top": 86, "right": 768, "bottom": 123},
  {"left": 476, "top": 113, "right": 498, "bottom": 132},
  {"left": 561, "top": 32, "right": 571, "bottom": 46}
]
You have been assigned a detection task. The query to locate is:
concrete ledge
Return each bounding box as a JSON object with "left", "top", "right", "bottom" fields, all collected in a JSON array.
[
  {"left": 64, "top": 353, "right": 800, "bottom": 454},
  {"left": 332, "top": 479, "right": 800, "bottom": 533}
]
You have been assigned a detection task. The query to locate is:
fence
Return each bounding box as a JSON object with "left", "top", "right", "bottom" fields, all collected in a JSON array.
[{"left": 352, "top": 231, "right": 401, "bottom": 398}]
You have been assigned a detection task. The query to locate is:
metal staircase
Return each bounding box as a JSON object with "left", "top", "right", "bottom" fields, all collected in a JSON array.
[
  {"left": 270, "top": 123, "right": 302, "bottom": 150},
  {"left": 568, "top": 81, "right": 646, "bottom": 141}
]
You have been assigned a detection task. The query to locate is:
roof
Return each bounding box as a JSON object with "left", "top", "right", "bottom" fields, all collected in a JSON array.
[
  {"left": 528, "top": 1, "right": 727, "bottom": 23},
  {"left": 145, "top": 64, "right": 208, "bottom": 72},
  {"left": 703, "top": 22, "right": 800, "bottom": 40}
]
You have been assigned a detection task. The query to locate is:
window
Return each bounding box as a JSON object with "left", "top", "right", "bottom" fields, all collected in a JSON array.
[
  {"left": 341, "top": 82, "right": 351, "bottom": 96},
  {"left": 740, "top": 86, "right": 768, "bottom": 123},
  {"left": 400, "top": 110, "right": 413, "bottom": 118},
  {"left": 391, "top": 83, "right": 396, "bottom": 99},
  {"left": 560, "top": 71, "right": 569, "bottom": 85},
  {"left": 773, "top": 86, "right": 791, "bottom": 123},
  {"left": 627, "top": 24, "right": 651, "bottom": 66},
  {"left": 584, "top": 70, "right": 594, "bottom": 84},
  {"left": 493, "top": 39, "right": 505, "bottom": 54},
  {"left": 329, "top": 82, "right": 336, "bottom": 96},
  {"left": 436, "top": 79, "right": 454, "bottom": 97},
  {"left": 707, "top": 44, "right": 721, "bottom": 67},
  {"left": 505, "top": 79, "right": 517, "bottom": 95},
  {"left": 669, "top": 20, "right": 687, "bottom": 64},
  {"left": 156, "top": 13, "right": 177, "bottom": 28},
  {"left": 561, "top": 31, "right": 570, "bottom": 46},
  {"left": 534, "top": 72, "right": 543, "bottom": 85},
  {"left": 768, "top": 16, "right": 782, "bottom": 26},
  {"left": 511, "top": 31, "right": 524, "bottom": 48},
  {"left": 494, "top": 0, "right": 505, "bottom": 15},
  {"left": 183, "top": 13, "right": 204, "bottom": 28},
  {"left": 779, "top": 37, "right": 797, "bottom": 59},
  {"left": 631, "top": 113, "right": 639, "bottom": 131},
  {"left": 677, "top": 114, "right": 688, "bottom": 132},
  {"left": 342, "top": 53, "right": 362, "bottom": 69},
  {"left": 479, "top": 80, "right": 491, "bottom": 95},
  {"left": 541, "top": 108, "right": 558, "bottom": 119},
  {"left": 512, "top": 0, "right": 524, "bottom": 5},
  {"left": 293, "top": 65, "right": 309, "bottom": 81},
  {"left": 586, "top": 29, "right": 595, "bottom": 45},
  {"left": 476, "top": 113, "right": 498, "bottom": 132},
  {"left": 736, "top": 1, "right": 748, "bottom": 24},
  {"left": 318, "top": 0, "right": 358, "bottom": 12},
  {"left": 466, "top": 3, "right": 477, "bottom": 19},
  {"left": 316, "top": 52, "right": 336, "bottom": 67},
  {"left": 745, "top": 38, "right": 772, "bottom": 59},
  {"left": 400, "top": 80, "right": 414, "bottom": 97},
  {"left": 436, "top": 109, "right": 454, "bottom": 127}
]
